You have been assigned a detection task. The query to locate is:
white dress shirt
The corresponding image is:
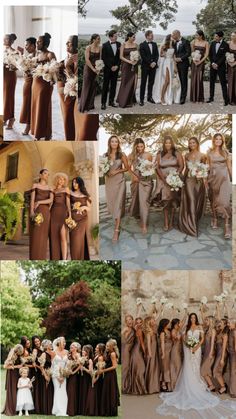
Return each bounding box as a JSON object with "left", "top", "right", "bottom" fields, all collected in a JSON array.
[{"left": 110, "top": 41, "right": 117, "bottom": 55}]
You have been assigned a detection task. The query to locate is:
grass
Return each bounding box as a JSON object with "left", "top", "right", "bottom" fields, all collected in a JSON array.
[{"left": 1, "top": 366, "right": 122, "bottom": 419}]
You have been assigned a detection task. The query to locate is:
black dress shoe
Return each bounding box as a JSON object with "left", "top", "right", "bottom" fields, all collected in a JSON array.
[
  {"left": 101, "top": 104, "right": 106, "bottom": 110},
  {"left": 147, "top": 98, "right": 155, "bottom": 104},
  {"left": 109, "top": 102, "right": 118, "bottom": 107},
  {"left": 139, "top": 101, "right": 144, "bottom": 106},
  {"left": 206, "top": 98, "right": 213, "bottom": 103},
  {"left": 180, "top": 99, "right": 185, "bottom": 105},
  {"left": 224, "top": 100, "right": 229, "bottom": 106}
]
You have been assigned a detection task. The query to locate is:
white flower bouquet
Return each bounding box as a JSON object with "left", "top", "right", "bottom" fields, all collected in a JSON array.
[
  {"left": 187, "top": 161, "right": 209, "bottom": 180},
  {"left": 160, "top": 296, "right": 168, "bottom": 305},
  {"left": 95, "top": 59, "right": 104, "bottom": 71},
  {"left": 226, "top": 52, "right": 235, "bottom": 64},
  {"left": 136, "top": 297, "right": 142, "bottom": 306},
  {"left": 165, "top": 302, "right": 174, "bottom": 309},
  {"left": 214, "top": 294, "right": 225, "bottom": 303},
  {"left": 172, "top": 74, "right": 180, "bottom": 90},
  {"left": 99, "top": 156, "right": 111, "bottom": 177},
  {"left": 136, "top": 158, "right": 155, "bottom": 177},
  {"left": 3, "top": 49, "right": 19, "bottom": 70},
  {"left": 166, "top": 169, "right": 184, "bottom": 191},
  {"left": 151, "top": 296, "right": 157, "bottom": 304},
  {"left": 32, "top": 59, "right": 60, "bottom": 84},
  {"left": 16, "top": 54, "right": 37, "bottom": 75},
  {"left": 64, "top": 72, "right": 78, "bottom": 99},
  {"left": 191, "top": 50, "right": 201, "bottom": 62},
  {"left": 201, "top": 296, "right": 208, "bottom": 305},
  {"left": 130, "top": 50, "right": 139, "bottom": 62},
  {"left": 185, "top": 336, "right": 199, "bottom": 349}
]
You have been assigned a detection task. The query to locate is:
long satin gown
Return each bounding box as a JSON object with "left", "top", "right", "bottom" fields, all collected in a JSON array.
[
  {"left": 130, "top": 333, "right": 146, "bottom": 395},
  {"left": 105, "top": 158, "right": 126, "bottom": 220},
  {"left": 69, "top": 195, "right": 90, "bottom": 260},
  {"left": 208, "top": 151, "right": 231, "bottom": 219},
  {"left": 117, "top": 47, "right": 138, "bottom": 108},
  {"left": 100, "top": 355, "right": 120, "bottom": 417},
  {"left": 200, "top": 330, "right": 215, "bottom": 379},
  {"left": 58, "top": 55, "right": 77, "bottom": 140},
  {"left": 29, "top": 188, "right": 51, "bottom": 260},
  {"left": 66, "top": 356, "right": 79, "bottom": 416},
  {"left": 152, "top": 154, "right": 181, "bottom": 209},
  {"left": 19, "top": 74, "right": 33, "bottom": 125},
  {"left": 213, "top": 332, "right": 228, "bottom": 382},
  {"left": 50, "top": 191, "right": 69, "bottom": 260},
  {"left": 2, "top": 356, "right": 21, "bottom": 415},
  {"left": 170, "top": 334, "right": 183, "bottom": 390},
  {"left": 74, "top": 113, "right": 99, "bottom": 141},
  {"left": 41, "top": 352, "right": 54, "bottom": 415},
  {"left": 79, "top": 51, "right": 100, "bottom": 112},
  {"left": 52, "top": 354, "right": 68, "bottom": 416},
  {"left": 122, "top": 328, "right": 135, "bottom": 393},
  {"left": 179, "top": 154, "right": 206, "bottom": 236},
  {"left": 228, "top": 48, "right": 236, "bottom": 104},
  {"left": 160, "top": 331, "right": 173, "bottom": 384},
  {"left": 145, "top": 332, "right": 160, "bottom": 394},
  {"left": 33, "top": 348, "right": 44, "bottom": 414},
  {"left": 228, "top": 329, "right": 236, "bottom": 397},
  {"left": 129, "top": 155, "right": 153, "bottom": 227},
  {"left": 190, "top": 45, "right": 206, "bottom": 102},
  {"left": 4, "top": 63, "right": 17, "bottom": 122}
]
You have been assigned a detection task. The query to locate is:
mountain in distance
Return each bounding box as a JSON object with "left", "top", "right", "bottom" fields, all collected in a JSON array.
[{"left": 78, "top": 33, "right": 166, "bottom": 43}]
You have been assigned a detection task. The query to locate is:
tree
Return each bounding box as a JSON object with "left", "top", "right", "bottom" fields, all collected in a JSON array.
[
  {"left": 193, "top": 0, "right": 236, "bottom": 39},
  {"left": 1, "top": 261, "right": 43, "bottom": 349}
]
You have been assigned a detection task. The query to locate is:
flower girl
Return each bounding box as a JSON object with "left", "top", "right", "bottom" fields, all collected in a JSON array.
[{"left": 16, "top": 367, "right": 34, "bottom": 416}]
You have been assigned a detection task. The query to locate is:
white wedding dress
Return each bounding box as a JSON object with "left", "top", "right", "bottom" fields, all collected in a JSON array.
[
  {"left": 52, "top": 353, "right": 68, "bottom": 416},
  {"left": 153, "top": 48, "right": 181, "bottom": 105},
  {"left": 157, "top": 329, "right": 236, "bottom": 419}
]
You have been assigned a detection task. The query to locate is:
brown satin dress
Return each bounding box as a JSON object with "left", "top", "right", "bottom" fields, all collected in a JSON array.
[
  {"left": 152, "top": 154, "right": 181, "bottom": 209},
  {"left": 213, "top": 332, "right": 227, "bottom": 380},
  {"left": 190, "top": 46, "right": 206, "bottom": 102},
  {"left": 160, "top": 331, "right": 173, "bottom": 383},
  {"left": 228, "top": 48, "right": 236, "bottom": 104},
  {"left": 69, "top": 195, "right": 90, "bottom": 260},
  {"left": 130, "top": 333, "right": 146, "bottom": 395},
  {"left": 117, "top": 47, "right": 138, "bottom": 108},
  {"left": 4, "top": 64, "right": 17, "bottom": 121},
  {"left": 2, "top": 356, "right": 21, "bottom": 416},
  {"left": 78, "top": 360, "right": 91, "bottom": 415},
  {"left": 208, "top": 152, "right": 231, "bottom": 219},
  {"left": 41, "top": 352, "right": 54, "bottom": 415},
  {"left": 19, "top": 74, "right": 33, "bottom": 125},
  {"left": 170, "top": 334, "right": 183, "bottom": 390},
  {"left": 79, "top": 51, "right": 100, "bottom": 112},
  {"left": 58, "top": 55, "right": 77, "bottom": 140},
  {"left": 145, "top": 332, "right": 160, "bottom": 394},
  {"left": 129, "top": 155, "right": 153, "bottom": 226},
  {"left": 31, "top": 58, "right": 53, "bottom": 140},
  {"left": 179, "top": 154, "right": 206, "bottom": 236},
  {"left": 105, "top": 158, "right": 126, "bottom": 220},
  {"left": 100, "top": 355, "right": 120, "bottom": 417},
  {"left": 66, "top": 355, "right": 79, "bottom": 416},
  {"left": 200, "top": 330, "right": 215, "bottom": 378},
  {"left": 228, "top": 329, "right": 236, "bottom": 397},
  {"left": 50, "top": 191, "right": 69, "bottom": 260},
  {"left": 33, "top": 348, "right": 44, "bottom": 414},
  {"left": 122, "top": 327, "right": 135, "bottom": 394},
  {"left": 75, "top": 113, "right": 99, "bottom": 141},
  {"left": 29, "top": 188, "right": 51, "bottom": 260}
]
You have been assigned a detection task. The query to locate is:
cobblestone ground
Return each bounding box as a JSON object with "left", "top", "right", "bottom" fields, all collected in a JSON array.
[{"left": 4, "top": 77, "right": 65, "bottom": 141}]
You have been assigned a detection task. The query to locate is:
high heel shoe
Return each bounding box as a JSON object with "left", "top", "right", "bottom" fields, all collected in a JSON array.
[
  {"left": 224, "top": 223, "right": 231, "bottom": 240},
  {"left": 218, "top": 385, "right": 227, "bottom": 394},
  {"left": 112, "top": 229, "right": 120, "bottom": 243},
  {"left": 6, "top": 118, "right": 15, "bottom": 130}
]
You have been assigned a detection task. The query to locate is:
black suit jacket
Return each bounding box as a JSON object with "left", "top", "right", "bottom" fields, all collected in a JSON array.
[
  {"left": 102, "top": 41, "right": 121, "bottom": 70},
  {"left": 209, "top": 40, "right": 229, "bottom": 67},
  {"left": 140, "top": 41, "right": 159, "bottom": 67},
  {"left": 174, "top": 37, "right": 191, "bottom": 66}
]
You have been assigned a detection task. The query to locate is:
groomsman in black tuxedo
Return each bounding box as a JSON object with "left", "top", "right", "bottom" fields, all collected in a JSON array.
[
  {"left": 139, "top": 30, "right": 159, "bottom": 106},
  {"left": 172, "top": 30, "right": 191, "bottom": 104},
  {"left": 207, "top": 31, "right": 229, "bottom": 106},
  {"left": 101, "top": 30, "right": 121, "bottom": 110}
]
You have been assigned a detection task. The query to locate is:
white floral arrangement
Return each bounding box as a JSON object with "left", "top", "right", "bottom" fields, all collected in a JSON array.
[
  {"left": 32, "top": 59, "right": 60, "bottom": 84},
  {"left": 185, "top": 336, "right": 199, "bottom": 349},
  {"left": 160, "top": 296, "right": 168, "bottom": 305},
  {"left": 136, "top": 297, "right": 142, "bottom": 306},
  {"left": 172, "top": 74, "right": 180, "bottom": 90},
  {"left": 95, "top": 59, "right": 104, "bottom": 71},
  {"left": 99, "top": 156, "right": 111, "bottom": 177},
  {"left": 136, "top": 158, "right": 155, "bottom": 177},
  {"left": 191, "top": 50, "right": 201, "bottom": 62},
  {"left": 226, "top": 52, "right": 235, "bottom": 64},
  {"left": 16, "top": 54, "right": 37, "bottom": 74},
  {"left": 3, "top": 49, "right": 19, "bottom": 70},
  {"left": 166, "top": 169, "right": 184, "bottom": 191},
  {"left": 187, "top": 161, "right": 209, "bottom": 180},
  {"left": 201, "top": 296, "right": 208, "bottom": 305},
  {"left": 214, "top": 294, "right": 227, "bottom": 303},
  {"left": 64, "top": 71, "right": 78, "bottom": 99},
  {"left": 165, "top": 302, "right": 174, "bottom": 309},
  {"left": 151, "top": 296, "right": 157, "bottom": 304},
  {"left": 130, "top": 50, "right": 139, "bottom": 62}
]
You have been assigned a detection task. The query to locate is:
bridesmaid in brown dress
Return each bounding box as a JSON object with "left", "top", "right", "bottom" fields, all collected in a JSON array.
[
  {"left": 20, "top": 336, "right": 34, "bottom": 380},
  {"left": 179, "top": 137, "right": 207, "bottom": 236},
  {"left": 3, "top": 33, "right": 18, "bottom": 129},
  {"left": 78, "top": 345, "right": 93, "bottom": 415},
  {"left": 19, "top": 37, "right": 37, "bottom": 135},
  {"left": 105, "top": 135, "right": 129, "bottom": 242},
  {"left": 31, "top": 336, "right": 44, "bottom": 413},
  {"left": 227, "top": 32, "right": 236, "bottom": 105},
  {"left": 213, "top": 319, "right": 228, "bottom": 394},
  {"left": 159, "top": 318, "right": 173, "bottom": 392},
  {"left": 31, "top": 33, "right": 56, "bottom": 140},
  {"left": 170, "top": 318, "right": 184, "bottom": 390},
  {"left": 79, "top": 34, "right": 101, "bottom": 113},
  {"left": 129, "top": 317, "right": 146, "bottom": 395},
  {"left": 2, "top": 344, "right": 24, "bottom": 416},
  {"left": 122, "top": 315, "right": 135, "bottom": 394},
  {"left": 67, "top": 342, "right": 81, "bottom": 416},
  {"left": 91, "top": 343, "right": 106, "bottom": 415},
  {"left": 50, "top": 173, "right": 70, "bottom": 260},
  {"left": 228, "top": 319, "right": 236, "bottom": 397},
  {"left": 75, "top": 114, "right": 99, "bottom": 141},
  {"left": 152, "top": 135, "right": 184, "bottom": 231},
  {"left": 117, "top": 32, "right": 139, "bottom": 108},
  {"left": 128, "top": 138, "right": 153, "bottom": 234},
  {"left": 100, "top": 339, "right": 120, "bottom": 416},
  {"left": 143, "top": 316, "right": 160, "bottom": 394},
  {"left": 58, "top": 35, "right": 78, "bottom": 140},
  {"left": 200, "top": 316, "right": 216, "bottom": 391},
  {"left": 69, "top": 177, "right": 91, "bottom": 260},
  {"left": 29, "top": 169, "right": 53, "bottom": 260},
  {"left": 207, "top": 133, "right": 232, "bottom": 239},
  {"left": 40, "top": 339, "right": 54, "bottom": 415},
  {"left": 190, "top": 30, "right": 209, "bottom": 103}
]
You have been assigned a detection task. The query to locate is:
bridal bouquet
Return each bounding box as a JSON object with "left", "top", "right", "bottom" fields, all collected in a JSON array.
[
  {"left": 130, "top": 50, "right": 139, "bottom": 62},
  {"left": 187, "top": 161, "right": 209, "bottom": 180},
  {"left": 32, "top": 59, "right": 60, "bottom": 84},
  {"left": 226, "top": 52, "right": 235, "bottom": 64},
  {"left": 172, "top": 74, "right": 180, "bottom": 90},
  {"left": 16, "top": 54, "right": 37, "bottom": 75},
  {"left": 99, "top": 156, "right": 111, "bottom": 177},
  {"left": 64, "top": 71, "right": 78, "bottom": 99},
  {"left": 20, "top": 353, "right": 37, "bottom": 366},
  {"left": 191, "top": 50, "right": 201, "bottom": 62},
  {"left": 3, "top": 49, "right": 19, "bottom": 70},
  {"left": 166, "top": 170, "right": 184, "bottom": 191},
  {"left": 72, "top": 202, "right": 82, "bottom": 214},
  {"left": 65, "top": 217, "right": 77, "bottom": 230},
  {"left": 95, "top": 59, "right": 104, "bottom": 71},
  {"left": 32, "top": 213, "right": 44, "bottom": 226},
  {"left": 37, "top": 352, "right": 46, "bottom": 367},
  {"left": 185, "top": 336, "right": 199, "bottom": 350},
  {"left": 136, "top": 158, "right": 155, "bottom": 178},
  {"left": 78, "top": 356, "right": 87, "bottom": 376}
]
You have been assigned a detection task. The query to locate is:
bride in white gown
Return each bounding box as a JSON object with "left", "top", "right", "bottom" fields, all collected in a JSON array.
[
  {"left": 51, "top": 337, "right": 68, "bottom": 416},
  {"left": 157, "top": 313, "right": 236, "bottom": 419},
  {"left": 153, "top": 34, "right": 181, "bottom": 105}
]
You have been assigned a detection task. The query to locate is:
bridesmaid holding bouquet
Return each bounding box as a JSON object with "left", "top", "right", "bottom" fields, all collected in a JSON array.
[
  {"left": 227, "top": 31, "right": 236, "bottom": 105},
  {"left": 122, "top": 315, "right": 135, "bottom": 394},
  {"left": 100, "top": 339, "right": 120, "bottom": 417},
  {"left": 3, "top": 33, "right": 18, "bottom": 130},
  {"left": 190, "top": 30, "right": 209, "bottom": 103}
]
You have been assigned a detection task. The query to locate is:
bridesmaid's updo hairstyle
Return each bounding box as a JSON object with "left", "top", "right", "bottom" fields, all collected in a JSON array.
[
  {"left": 196, "top": 30, "right": 205, "bottom": 40},
  {"left": 171, "top": 318, "right": 180, "bottom": 330},
  {"left": 106, "top": 135, "right": 123, "bottom": 160},
  {"left": 186, "top": 312, "right": 200, "bottom": 332},
  {"left": 188, "top": 136, "right": 200, "bottom": 152},
  {"left": 8, "top": 33, "right": 17, "bottom": 43},
  {"left": 158, "top": 318, "right": 170, "bottom": 335},
  {"left": 42, "top": 32, "right": 51, "bottom": 48},
  {"left": 125, "top": 31, "right": 135, "bottom": 42},
  {"left": 90, "top": 33, "right": 100, "bottom": 44},
  {"left": 71, "top": 176, "right": 91, "bottom": 201},
  {"left": 161, "top": 135, "right": 177, "bottom": 157},
  {"left": 26, "top": 37, "right": 37, "bottom": 46}
]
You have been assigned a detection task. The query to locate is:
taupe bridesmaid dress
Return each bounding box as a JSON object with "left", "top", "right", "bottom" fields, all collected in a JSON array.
[
  {"left": 50, "top": 191, "right": 69, "bottom": 260},
  {"left": 116, "top": 47, "right": 138, "bottom": 108},
  {"left": 69, "top": 195, "right": 90, "bottom": 260},
  {"left": 129, "top": 332, "right": 146, "bottom": 395},
  {"left": 208, "top": 151, "right": 231, "bottom": 219},
  {"left": 179, "top": 154, "right": 206, "bottom": 236},
  {"left": 160, "top": 331, "right": 173, "bottom": 385},
  {"left": 79, "top": 51, "right": 100, "bottom": 112},
  {"left": 29, "top": 188, "right": 52, "bottom": 260},
  {"left": 144, "top": 332, "right": 160, "bottom": 394},
  {"left": 213, "top": 332, "right": 228, "bottom": 382},
  {"left": 129, "top": 154, "right": 153, "bottom": 227},
  {"left": 152, "top": 154, "right": 181, "bottom": 209},
  {"left": 122, "top": 327, "right": 135, "bottom": 394},
  {"left": 228, "top": 329, "right": 236, "bottom": 397},
  {"left": 190, "top": 46, "right": 206, "bottom": 102},
  {"left": 200, "top": 329, "right": 215, "bottom": 379},
  {"left": 170, "top": 334, "right": 183, "bottom": 390},
  {"left": 228, "top": 48, "right": 236, "bottom": 105},
  {"left": 105, "top": 158, "right": 126, "bottom": 220}
]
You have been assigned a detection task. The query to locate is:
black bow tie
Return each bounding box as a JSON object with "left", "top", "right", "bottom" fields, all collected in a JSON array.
[
  {"left": 110, "top": 42, "right": 116, "bottom": 45},
  {"left": 148, "top": 42, "right": 152, "bottom": 44},
  {"left": 216, "top": 41, "right": 221, "bottom": 44}
]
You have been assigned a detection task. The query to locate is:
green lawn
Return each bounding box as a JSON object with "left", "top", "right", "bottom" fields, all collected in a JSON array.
[{"left": 1, "top": 366, "right": 122, "bottom": 419}]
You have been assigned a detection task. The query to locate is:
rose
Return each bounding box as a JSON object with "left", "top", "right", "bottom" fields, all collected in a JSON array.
[
  {"left": 201, "top": 296, "right": 208, "bottom": 305},
  {"left": 136, "top": 297, "right": 142, "bottom": 306}
]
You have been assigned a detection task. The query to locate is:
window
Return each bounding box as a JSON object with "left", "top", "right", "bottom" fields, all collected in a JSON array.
[{"left": 6, "top": 152, "right": 19, "bottom": 181}]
